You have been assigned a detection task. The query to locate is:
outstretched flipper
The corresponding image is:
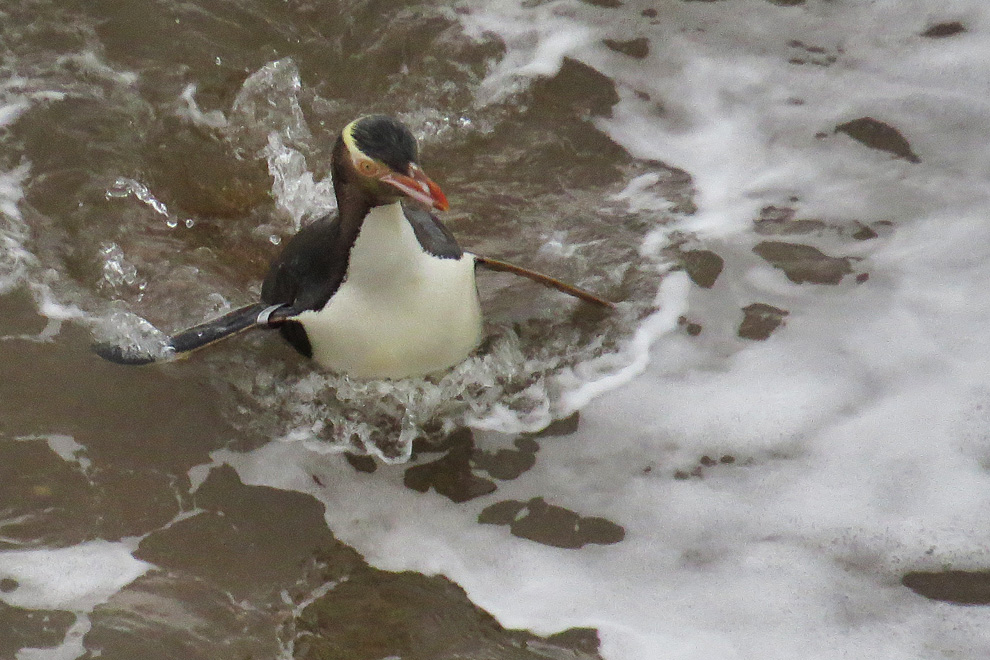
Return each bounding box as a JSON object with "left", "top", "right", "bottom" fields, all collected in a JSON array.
[
  {"left": 473, "top": 254, "right": 615, "bottom": 309},
  {"left": 94, "top": 302, "right": 291, "bottom": 366}
]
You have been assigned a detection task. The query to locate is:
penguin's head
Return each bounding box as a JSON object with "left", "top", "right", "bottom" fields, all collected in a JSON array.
[{"left": 336, "top": 115, "right": 449, "bottom": 211}]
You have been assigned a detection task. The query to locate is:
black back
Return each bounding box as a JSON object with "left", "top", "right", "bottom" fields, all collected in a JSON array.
[
  {"left": 261, "top": 213, "right": 345, "bottom": 358},
  {"left": 262, "top": 213, "right": 345, "bottom": 311}
]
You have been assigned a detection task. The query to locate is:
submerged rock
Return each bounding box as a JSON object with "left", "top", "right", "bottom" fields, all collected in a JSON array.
[
  {"left": 834, "top": 117, "right": 921, "bottom": 163},
  {"left": 738, "top": 303, "right": 789, "bottom": 341},
  {"left": 753, "top": 205, "right": 826, "bottom": 236},
  {"left": 680, "top": 249, "right": 724, "bottom": 289},
  {"left": 753, "top": 241, "right": 853, "bottom": 284},
  {"left": 404, "top": 429, "right": 498, "bottom": 502},
  {"left": 603, "top": 37, "right": 650, "bottom": 59},
  {"left": 479, "top": 497, "right": 625, "bottom": 549},
  {"left": 0, "top": 601, "right": 76, "bottom": 660},
  {"left": 921, "top": 22, "right": 965, "bottom": 38},
  {"left": 902, "top": 570, "right": 990, "bottom": 605}
]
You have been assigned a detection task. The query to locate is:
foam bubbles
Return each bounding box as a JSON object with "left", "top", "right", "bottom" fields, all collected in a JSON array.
[
  {"left": 0, "top": 541, "right": 150, "bottom": 611},
  {"left": 236, "top": 326, "right": 619, "bottom": 462},
  {"left": 459, "top": 0, "right": 598, "bottom": 104},
  {"left": 0, "top": 540, "right": 151, "bottom": 660}
]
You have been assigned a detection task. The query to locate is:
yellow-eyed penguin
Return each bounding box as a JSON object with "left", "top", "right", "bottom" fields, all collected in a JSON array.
[{"left": 96, "top": 115, "right": 613, "bottom": 378}]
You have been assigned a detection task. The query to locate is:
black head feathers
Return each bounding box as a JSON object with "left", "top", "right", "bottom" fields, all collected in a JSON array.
[{"left": 347, "top": 115, "right": 418, "bottom": 173}]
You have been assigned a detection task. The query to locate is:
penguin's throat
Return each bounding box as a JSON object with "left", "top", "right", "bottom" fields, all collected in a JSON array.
[{"left": 345, "top": 201, "right": 421, "bottom": 287}]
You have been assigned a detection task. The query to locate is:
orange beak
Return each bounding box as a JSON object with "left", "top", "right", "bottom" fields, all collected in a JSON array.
[{"left": 379, "top": 163, "right": 449, "bottom": 212}]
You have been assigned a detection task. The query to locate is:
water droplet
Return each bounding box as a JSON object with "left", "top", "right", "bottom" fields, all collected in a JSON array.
[
  {"left": 99, "top": 242, "right": 140, "bottom": 290},
  {"left": 165, "top": 218, "right": 178, "bottom": 228},
  {"left": 107, "top": 178, "right": 140, "bottom": 199},
  {"left": 184, "top": 218, "right": 195, "bottom": 228},
  {"left": 269, "top": 234, "right": 282, "bottom": 245}
]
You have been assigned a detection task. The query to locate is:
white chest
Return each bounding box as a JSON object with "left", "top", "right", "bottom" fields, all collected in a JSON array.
[{"left": 295, "top": 203, "right": 482, "bottom": 379}]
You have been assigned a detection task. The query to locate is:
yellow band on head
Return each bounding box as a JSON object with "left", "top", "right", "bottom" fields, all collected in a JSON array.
[{"left": 341, "top": 117, "right": 364, "bottom": 159}]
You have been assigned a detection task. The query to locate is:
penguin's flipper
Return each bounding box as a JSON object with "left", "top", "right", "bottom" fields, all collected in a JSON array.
[
  {"left": 92, "top": 342, "right": 161, "bottom": 366},
  {"left": 472, "top": 254, "right": 616, "bottom": 309},
  {"left": 93, "top": 302, "right": 292, "bottom": 365}
]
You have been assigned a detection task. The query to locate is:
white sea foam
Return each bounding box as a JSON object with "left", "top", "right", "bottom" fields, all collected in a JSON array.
[
  {"left": 221, "top": 1, "right": 990, "bottom": 659},
  {"left": 0, "top": 540, "right": 152, "bottom": 660},
  {"left": 54, "top": 51, "right": 138, "bottom": 88},
  {"left": 0, "top": 541, "right": 150, "bottom": 611},
  {"left": 0, "top": 100, "right": 30, "bottom": 127}
]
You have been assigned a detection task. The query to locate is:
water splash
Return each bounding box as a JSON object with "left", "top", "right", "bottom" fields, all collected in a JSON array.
[
  {"left": 0, "top": 161, "right": 33, "bottom": 295},
  {"left": 209, "top": 55, "right": 677, "bottom": 458},
  {"left": 98, "top": 242, "right": 143, "bottom": 291},
  {"left": 224, "top": 58, "right": 336, "bottom": 230},
  {"left": 220, "top": 283, "right": 668, "bottom": 461},
  {"left": 228, "top": 58, "right": 312, "bottom": 156},
  {"left": 105, "top": 178, "right": 171, "bottom": 221},
  {"left": 176, "top": 83, "right": 228, "bottom": 129},
  {"left": 263, "top": 133, "right": 335, "bottom": 232},
  {"left": 90, "top": 308, "right": 173, "bottom": 363}
]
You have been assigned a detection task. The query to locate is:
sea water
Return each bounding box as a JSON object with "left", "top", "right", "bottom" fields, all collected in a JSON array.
[{"left": 2, "top": 0, "right": 990, "bottom": 658}]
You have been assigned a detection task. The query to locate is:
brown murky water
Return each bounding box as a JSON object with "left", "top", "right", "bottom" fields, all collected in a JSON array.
[
  {"left": 0, "top": 1, "right": 669, "bottom": 657},
  {"left": 6, "top": 1, "right": 975, "bottom": 657}
]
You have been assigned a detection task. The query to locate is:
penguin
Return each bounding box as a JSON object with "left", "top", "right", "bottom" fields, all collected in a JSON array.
[{"left": 95, "top": 115, "right": 614, "bottom": 379}]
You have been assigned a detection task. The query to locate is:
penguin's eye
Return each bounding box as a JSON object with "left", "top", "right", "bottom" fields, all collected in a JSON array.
[{"left": 357, "top": 159, "right": 379, "bottom": 176}]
